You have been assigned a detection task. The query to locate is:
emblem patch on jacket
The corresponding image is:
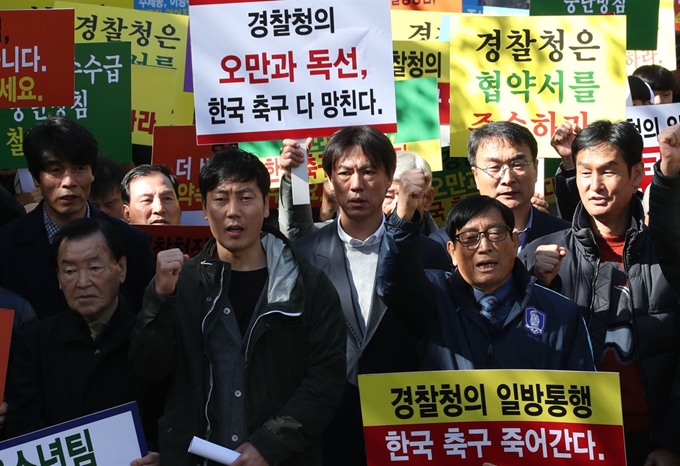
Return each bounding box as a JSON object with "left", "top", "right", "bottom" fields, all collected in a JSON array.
[{"left": 525, "top": 307, "right": 546, "bottom": 335}]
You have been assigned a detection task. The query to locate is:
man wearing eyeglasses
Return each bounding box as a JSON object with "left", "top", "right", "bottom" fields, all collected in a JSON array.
[
  {"left": 378, "top": 190, "right": 594, "bottom": 372},
  {"left": 431, "top": 121, "right": 569, "bottom": 251}
]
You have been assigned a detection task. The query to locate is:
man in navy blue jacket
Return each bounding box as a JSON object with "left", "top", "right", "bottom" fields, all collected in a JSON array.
[{"left": 379, "top": 183, "right": 594, "bottom": 372}]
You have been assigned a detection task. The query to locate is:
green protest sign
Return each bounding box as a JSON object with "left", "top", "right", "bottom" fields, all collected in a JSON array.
[
  {"left": 530, "top": 0, "right": 659, "bottom": 51},
  {"left": 0, "top": 42, "right": 132, "bottom": 169}
]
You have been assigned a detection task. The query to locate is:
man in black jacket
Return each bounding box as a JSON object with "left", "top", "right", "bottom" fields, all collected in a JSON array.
[
  {"left": 0, "top": 116, "right": 155, "bottom": 317},
  {"left": 5, "top": 218, "right": 158, "bottom": 464},
  {"left": 521, "top": 120, "right": 680, "bottom": 466},
  {"left": 130, "top": 148, "right": 345, "bottom": 466},
  {"left": 430, "top": 121, "right": 569, "bottom": 250}
]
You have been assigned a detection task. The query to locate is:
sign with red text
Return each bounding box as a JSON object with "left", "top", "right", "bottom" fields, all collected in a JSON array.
[
  {"left": 134, "top": 224, "right": 212, "bottom": 256},
  {"left": 359, "top": 370, "right": 625, "bottom": 465},
  {"left": 0, "top": 9, "right": 74, "bottom": 108},
  {"left": 152, "top": 125, "right": 219, "bottom": 212},
  {"left": 189, "top": 0, "right": 396, "bottom": 144},
  {"left": 626, "top": 102, "right": 680, "bottom": 190}
]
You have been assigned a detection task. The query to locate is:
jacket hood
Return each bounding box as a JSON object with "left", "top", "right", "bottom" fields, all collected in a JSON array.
[{"left": 193, "top": 226, "right": 300, "bottom": 305}]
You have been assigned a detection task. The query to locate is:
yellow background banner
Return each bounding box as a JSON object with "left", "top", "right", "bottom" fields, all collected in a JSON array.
[
  {"left": 55, "top": 1, "right": 193, "bottom": 142},
  {"left": 625, "top": 0, "right": 676, "bottom": 74},
  {"left": 393, "top": 41, "right": 450, "bottom": 83},
  {"left": 449, "top": 15, "right": 627, "bottom": 158},
  {"left": 359, "top": 370, "right": 622, "bottom": 427},
  {"left": 391, "top": 10, "right": 445, "bottom": 41}
]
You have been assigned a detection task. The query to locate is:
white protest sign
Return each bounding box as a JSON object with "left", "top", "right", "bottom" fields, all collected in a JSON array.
[
  {"left": 626, "top": 102, "right": 680, "bottom": 189},
  {"left": 189, "top": 0, "right": 397, "bottom": 145},
  {"left": 0, "top": 403, "right": 146, "bottom": 465}
]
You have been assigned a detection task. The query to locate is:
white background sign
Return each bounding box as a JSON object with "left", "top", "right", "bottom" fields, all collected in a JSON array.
[
  {"left": 626, "top": 102, "right": 680, "bottom": 189},
  {"left": 189, "top": 0, "right": 397, "bottom": 144},
  {"left": 0, "top": 403, "right": 146, "bottom": 465}
]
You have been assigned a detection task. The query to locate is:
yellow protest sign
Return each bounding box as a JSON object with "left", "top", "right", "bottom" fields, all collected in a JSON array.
[
  {"left": 449, "top": 15, "right": 627, "bottom": 158},
  {"left": 626, "top": 0, "right": 676, "bottom": 73},
  {"left": 393, "top": 41, "right": 449, "bottom": 82},
  {"left": 391, "top": 10, "right": 445, "bottom": 41},
  {"left": 130, "top": 65, "right": 174, "bottom": 145},
  {"left": 55, "top": 1, "right": 193, "bottom": 143},
  {"left": 359, "top": 369, "right": 626, "bottom": 465}
]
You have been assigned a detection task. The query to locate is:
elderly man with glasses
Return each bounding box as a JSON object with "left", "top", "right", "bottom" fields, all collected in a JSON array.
[
  {"left": 430, "top": 121, "right": 570, "bottom": 251},
  {"left": 378, "top": 192, "right": 594, "bottom": 372}
]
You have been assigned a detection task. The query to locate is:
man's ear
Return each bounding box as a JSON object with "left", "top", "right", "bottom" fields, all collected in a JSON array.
[
  {"left": 423, "top": 187, "right": 435, "bottom": 211},
  {"left": 117, "top": 256, "right": 128, "bottom": 284},
  {"left": 446, "top": 240, "right": 457, "bottom": 266},
  {"left": 631, "top": 162, "right": 644, "bottom": 190},
  {"left": 122, "top": 204, "right": 131, "bottom": 223},
  {"left": 263, "top": 194, "right": 270, "bottom": 219}
]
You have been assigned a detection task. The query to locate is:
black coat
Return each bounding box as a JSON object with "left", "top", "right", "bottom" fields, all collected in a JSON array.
[
  {"left": 0, "top": 202, "right": 155, "bottom": 318},
  {"left": 294, "top": 219, "right": 451, "bottom": 466},
  {"left": 5, "top": 300, "right": 139, "bottom": 438},
  {"left": 521, "top": 164, "right": 680, "bottom": 454}
]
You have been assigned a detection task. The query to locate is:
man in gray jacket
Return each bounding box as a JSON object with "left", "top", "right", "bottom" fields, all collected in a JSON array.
[{"left": 130, "top": 148, "right": 346, "bottom": 466}]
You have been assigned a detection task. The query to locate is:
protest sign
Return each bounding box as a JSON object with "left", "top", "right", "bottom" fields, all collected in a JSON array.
[
  {"left": 55, "top": 1, "right": 194, "bottom": 144},
  {"left": 391, "top": 10, "right": 445, "bottom": 41},
  {"left": 135, "top": 0, "right": 189, "bottom": 15},
  {"left": 134, "top": 224, "right": 212, "bottom": 256},
  {"left": 625, "top": 0, "right": 676, "bottom": 74},
  {"left": 359, "top": 370, "right": 625, "bottom": 465},
  {"left": 0, "top": 309, "right": 14, "bottom": 401},
  {"left": 390, "top": 0, "right": 461, "bottom": 12},
  {"left": 627, "top": 102, "right": 680, "bottom": 190},
  {"left": 239, "top": 77, "right": 442, "bottom": 187},
  {"left": 2, "top": 0, "right": 133, "bottom": 9},
  {"left": 530, "top": 0, "right": 659, "bottom": 51},
  {"left": 449, "top": 14, "right": 627, "bottom": 158},
  {"left": 190, "top": 0, "right": 396, "bottom": 144},
  {"left": 0, "top": 9, "right": 74, "bottom": 109},
  {"left": 151, "top": 125, "right": 217, "bottom": 213},
  {"left": 0, "top": 403, "right": 147, "bottom": 465},
  {"left": 0, "top": 42, "right": 132, "bottom": 169}
]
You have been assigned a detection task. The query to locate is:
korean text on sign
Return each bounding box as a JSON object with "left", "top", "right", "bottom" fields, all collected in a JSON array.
[{"left": 190, "top": 0, "right": 396, "bottom": 144}]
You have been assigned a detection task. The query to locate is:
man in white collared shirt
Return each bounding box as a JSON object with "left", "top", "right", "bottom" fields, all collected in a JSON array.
[{"left": 293, "top": 126, "right": 449, "bottom": 466}]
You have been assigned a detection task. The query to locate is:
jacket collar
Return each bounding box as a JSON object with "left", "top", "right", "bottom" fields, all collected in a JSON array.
[
  {"left": 58, "top": 295, "right": 134, "bottom": 344},
  {"left": 571, "top": 197, "right": 646, "bottom": 260}
]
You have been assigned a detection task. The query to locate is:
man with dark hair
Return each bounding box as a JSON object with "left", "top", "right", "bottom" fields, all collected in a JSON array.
[
  {"left": 430, "top": 121, "right": 569, "bottom": 249},
  {"left": 0, "top": 116, "right": 155, "bottom": 317},
  {"left": 521, "top": 120, "right": 680, "bottom": 466},
  {"left": 129, "top": 148, "right": 346, "bottom": 466},
  {"left": 90, "top": 156, "right": 126, "bottom": 219},
  {"left": 288, "top": 126, "right": 449, "bottom": 466},
  {"left": 379, "top": 192, "right": 593, "bottom": 371},
  {"left": 634, "top": 64, "right": 675, "bottom": 104},
  {"left": 4, "top": 217, "right": 159, "bottom": 465},
  {"left": 121, "top": 164, "right": 181, "bottom": 225}
]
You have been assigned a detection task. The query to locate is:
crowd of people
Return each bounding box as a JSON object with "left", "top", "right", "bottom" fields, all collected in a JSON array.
[{"left": 0, "top": 64, "right": 678, "bottom": 466}]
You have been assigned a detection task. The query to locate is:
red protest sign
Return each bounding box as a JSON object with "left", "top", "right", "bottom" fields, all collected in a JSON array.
[
  {"left": 0, "top": 308, "right": 15, "bottom": 401},
  {"left": 134, "top": 224, "right": 213, "bottom": 257},
  {"left": 0, "top": 9, "right": 75, "bottom": 109},
  {"left": 152, "top": 125, "right": 221, "bottom": 212}
]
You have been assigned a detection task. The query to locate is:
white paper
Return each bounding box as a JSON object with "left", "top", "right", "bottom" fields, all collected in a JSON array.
[
  {"left": 188, "top": 437, "right": 241, "bottom": 465},
  {"left": 292, "top": 138, "right": 311, "bottom": 205}
]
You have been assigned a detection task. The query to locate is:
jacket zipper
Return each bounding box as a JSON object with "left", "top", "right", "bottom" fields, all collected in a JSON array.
[
  {"left": 244, "top": 310, "right": 302, "bottom": 368},
  {"left": 200, "top": 263, "right": 225, "bottom": 445}
]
